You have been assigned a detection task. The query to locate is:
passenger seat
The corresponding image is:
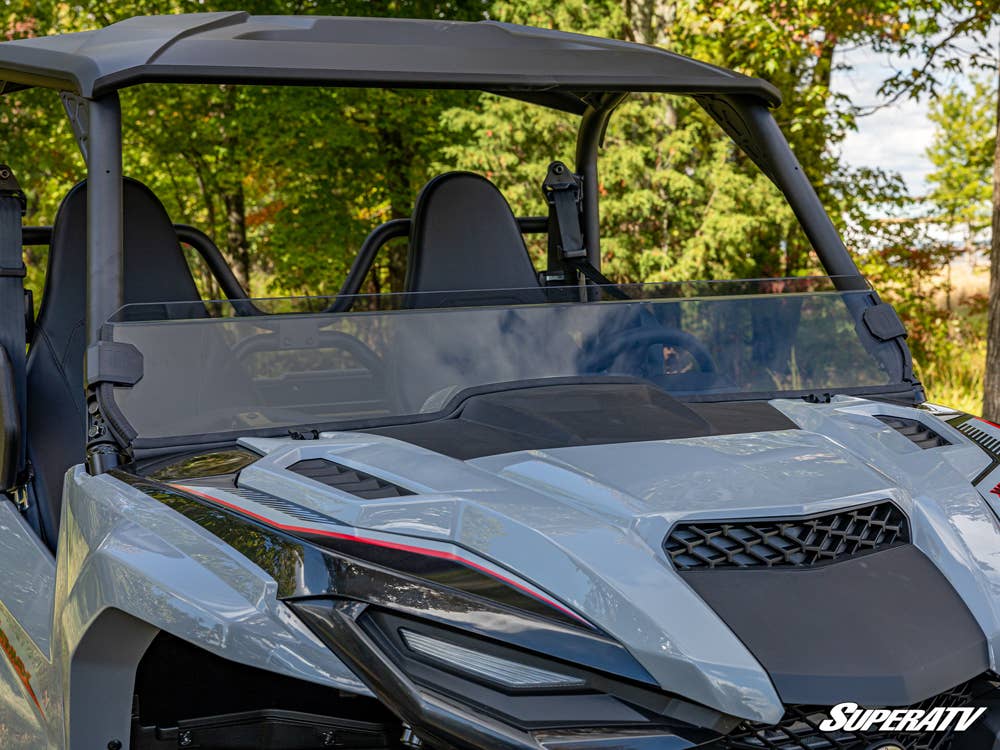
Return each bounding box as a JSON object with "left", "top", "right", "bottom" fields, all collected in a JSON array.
[
  {"left": 26, "top": 178, "right": 204, "bottom": 549},
  {"left": 405, "top": 172, "right": 544, "bottom": 306}
]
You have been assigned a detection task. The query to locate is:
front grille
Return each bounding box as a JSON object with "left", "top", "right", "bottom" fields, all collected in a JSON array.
[
  {"left": 713, "top": 678, "right": 988, "bottom": 750},
  {"left": 665, "top": 502, "right": 908, "bottom": 570}
]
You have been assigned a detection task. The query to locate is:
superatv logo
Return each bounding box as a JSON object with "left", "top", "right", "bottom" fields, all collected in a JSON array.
[{"left": 820, "top": 702, "right": 987, "bottom": 733}]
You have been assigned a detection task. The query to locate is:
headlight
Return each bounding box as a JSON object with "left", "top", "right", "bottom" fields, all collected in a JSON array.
[
  {"left": 291, "top": 599, "right": 731, "bottom": 750},
  {"left": 399, "top": 629, "right": 587, "bottom": 691}
]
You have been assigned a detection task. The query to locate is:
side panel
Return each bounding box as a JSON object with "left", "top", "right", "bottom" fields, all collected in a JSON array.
[
  {"left": 68, "top": 609, "right": 156, "bottom": 750},
  {"left": 775, "top": 397, "right": 1000, "bottom": 675},
  {"left": 0, "top": 501, "right": 57, "bottom": 748},
  {"left": 53, "top": 467, "right": 365, "bottom": 749}
]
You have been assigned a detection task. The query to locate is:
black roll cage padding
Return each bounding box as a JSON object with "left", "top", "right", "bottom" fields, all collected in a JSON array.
[
  {"left": 325, "top": 215, "right": 549, "bottom": 313},
  {"left": 22, "top": 224, "right": 250, "bottom": 302},
  {"left": 574, "top": 93, "right": 627, "bottom": 270},
  {"left": 173, "top": 224, "right": 249, "bottom": 301}
]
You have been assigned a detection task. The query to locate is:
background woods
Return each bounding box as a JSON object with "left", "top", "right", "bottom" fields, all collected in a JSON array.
[{"left": 3, "top": 0, "right": 999, "bottom": 413}]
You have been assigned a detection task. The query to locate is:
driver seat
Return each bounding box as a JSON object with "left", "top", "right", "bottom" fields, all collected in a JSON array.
[
  {"left": 405, "top": 172, "right": 544, "bottom": 306},
  {"left": 26, "top": 178, "right": 203, "bottom": 549}
]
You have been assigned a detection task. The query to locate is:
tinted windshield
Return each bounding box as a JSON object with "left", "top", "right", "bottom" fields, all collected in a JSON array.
[{"left": 103, "top": 280, "right": 906, "bottom": 444}]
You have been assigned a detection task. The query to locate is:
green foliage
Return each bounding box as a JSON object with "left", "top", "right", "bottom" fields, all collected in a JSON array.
[
  {"left": 5, "top": 0, "right": 487, "bottom": 297},
  {"left": 1, "top": 0, "right": 995, "bottom": 412},
  {"left": 925, "top": 76, "right": 996, "bottom": 243}
]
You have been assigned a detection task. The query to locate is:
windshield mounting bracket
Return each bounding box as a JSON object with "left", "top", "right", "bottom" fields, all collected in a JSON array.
[{"left": 542, "top": 161, "right": 586, "bottom": 260}]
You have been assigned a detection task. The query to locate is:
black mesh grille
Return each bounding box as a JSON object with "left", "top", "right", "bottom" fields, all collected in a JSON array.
[
  {"left": 288, "top": 458, "right": 414, "bottom": 499},
  {"left": 665, "top": 502, "right": 908, "bottom": 570},
  {"left": 876, "top": 415, "right": 951, "bottom": 449},
  {"left": 714, "top": 678, "right": 987, "bottom": 750}
]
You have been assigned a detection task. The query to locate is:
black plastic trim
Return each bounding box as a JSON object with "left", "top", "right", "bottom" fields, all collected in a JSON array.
[{"left": 682, "top": 544, "right": 989, "bottom": 706}]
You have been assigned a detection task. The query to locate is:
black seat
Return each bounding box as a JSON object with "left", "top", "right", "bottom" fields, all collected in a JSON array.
[
  {"left": 390, "top": 173, "right": 552, "bottom": 411},
  {"left": 26, "top": 178, "right": 202, "bottom": 548},
  {"left": 405, "top": 172, "right": 543, "bottom": 306}
]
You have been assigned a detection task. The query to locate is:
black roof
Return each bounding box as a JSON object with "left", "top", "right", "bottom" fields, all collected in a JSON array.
[{"left": 0, "top": 12, "right": 781, "bottom": 112}]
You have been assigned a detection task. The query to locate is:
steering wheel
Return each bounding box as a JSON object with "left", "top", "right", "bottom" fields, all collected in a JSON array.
[
  {"left": 581, "top": 327, "right": 718, "bottom": 378},
  {"left": 232, "top": 328, "right": 394, "bottom": 408}
]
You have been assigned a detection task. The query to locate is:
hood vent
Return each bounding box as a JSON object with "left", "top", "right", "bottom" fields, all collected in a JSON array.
[
  {"left": 288, "top": 458, "right": 414, "bottom": 500},
  {"left": 665, "top": 501, "right": 909, "bottom": 570},
  {"left": 956, "top": 419, "right": 1000, "bottom": 456},
  {"left": 875, "top": 415, "right": 950, "bottom": 449},
  {"left": 227, "top": 486, "right": 341, "bottom": 525}
]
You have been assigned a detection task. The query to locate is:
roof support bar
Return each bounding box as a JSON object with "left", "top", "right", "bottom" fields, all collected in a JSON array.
[
  {"left": 85, "top": 93, "right": 123, "bottom": 345},
  {"left": 83, "top": 93, "right": 124, "bottom": 474},
  {"left": 574, "top": 94, "right": 626, "bottom": 271},
  {"left": 699, "top": 95, "right": 865, "bottom": 289}
]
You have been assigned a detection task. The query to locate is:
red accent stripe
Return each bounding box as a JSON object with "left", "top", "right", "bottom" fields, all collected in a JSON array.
[
  {"left": 977, "top": 417, "right": 1000, "bottom": 430},
  {"left": 171, "top": 483, "right": 587, "bottom": 625},
  {"left": 0, "top": 625, "right": 43, "bottom": 717}
]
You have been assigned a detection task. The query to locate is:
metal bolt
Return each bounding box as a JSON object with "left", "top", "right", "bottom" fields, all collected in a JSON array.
[
  {"left": 552, "top": 163, "right": 565, "bottom": 175},
  {"left": 107, "top": 741, "right": 122, "bottom": 750},
  {"left": 178, "top": 729, "right": 193, "bottom": 747},
  {"left": 320, "top": 730, "right": 338, "bottom": 746},
  {"left": 400, "top": 724, "right": 423, "bottom": 748}
]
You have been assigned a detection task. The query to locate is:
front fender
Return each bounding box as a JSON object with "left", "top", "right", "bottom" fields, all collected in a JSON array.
[{"left": 55, "top": 467, "right": 365, "bottom": 748}]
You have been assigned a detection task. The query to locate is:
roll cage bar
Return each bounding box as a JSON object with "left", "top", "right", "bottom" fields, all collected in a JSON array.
[{"left": 0, "top": 13, "right": 874, "bottom": 476}]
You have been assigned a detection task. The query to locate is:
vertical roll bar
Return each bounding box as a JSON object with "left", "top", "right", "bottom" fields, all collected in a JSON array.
[
  {"left": 574, "top": 94, "right": 626, "bottom": 270},
  {"left": 84, "top": 93, "right": 125, "bottom": 473},
  {"left": 86, "top": 93, "right": 124, "bottom": 345}
]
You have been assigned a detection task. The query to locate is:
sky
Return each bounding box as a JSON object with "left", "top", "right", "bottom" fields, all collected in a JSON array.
[
  {"left": 832, "top": 29, "right": 999, "bottom": 196},
  {"left": 833, "top": 48, "right": 938, "bottom": 194}
]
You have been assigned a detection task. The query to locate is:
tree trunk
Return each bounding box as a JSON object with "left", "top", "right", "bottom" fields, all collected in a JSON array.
[
  {"left": 982, "top": 62, "right": 1000, "bottom": 418},
  {"left": 224, "top": 186, "right": 251, "bottom": 293}
]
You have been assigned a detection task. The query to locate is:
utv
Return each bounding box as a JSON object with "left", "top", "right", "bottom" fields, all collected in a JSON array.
[{"left": 0, "top": 11, "right": 997, "bottom": 750}]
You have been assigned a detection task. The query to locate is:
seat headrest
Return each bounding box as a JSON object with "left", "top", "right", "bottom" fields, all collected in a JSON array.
[
  {"left": 405, "top": 172, "right": 541, "bottom": 306},
  {"left": 26, "top": 177, "right": 203, "bottom": 549},
  {"left": 40, "top": 177, "right": 202, "bottom": 319}
]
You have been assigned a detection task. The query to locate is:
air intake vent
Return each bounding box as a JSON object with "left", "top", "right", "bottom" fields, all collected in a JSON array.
[
  {"left": 288, "top": 459, "right": 414, "bottom": 500},
  {"left": 665, "top": 502, "right": 908, "bottom": 570},
  {"left": 956, "top": 419, "right": 1000, "bottom": 456},
  {"left": 228, "top": 486, "right": 340, "bottom": 525},
  {"left": 875, "top": 415, "right": 950, "bottom": 449}
]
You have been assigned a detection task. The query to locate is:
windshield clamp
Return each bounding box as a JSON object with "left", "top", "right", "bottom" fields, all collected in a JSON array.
[
  {"left": 862, "top": 303, "right": 907, "bottom": 342},
  {"left": 85, "top": 341, "right": 144, "bottom": 388},
  {"left": 542, "top": 161, "right": 586, "bottom": 260}
]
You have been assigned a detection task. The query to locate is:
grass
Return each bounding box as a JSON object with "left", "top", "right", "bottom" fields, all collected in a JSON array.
[
  {"left": 918, "top": 344, "right": 985, "bottom": 414},
  {"left": 908, "top": 259, "right": 988, "bottom": 415}
]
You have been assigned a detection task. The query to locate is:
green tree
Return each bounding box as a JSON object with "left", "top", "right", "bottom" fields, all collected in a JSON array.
[
  {"left": 871, "top": 0, "right": 1000, "bottom": 416},
  {"left": 4, "top": 0, "right": 487, "bottom": 298},
  {"left": 925, "top": 76, "right": 996, "bottom": 254},
  {"left": 442, "top": 0, "right": 924, "bottom": 284}
]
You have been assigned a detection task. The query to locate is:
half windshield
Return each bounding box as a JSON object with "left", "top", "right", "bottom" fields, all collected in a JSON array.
[{"left": 102, "top": 278, "right": 909, "bottom": 445}]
